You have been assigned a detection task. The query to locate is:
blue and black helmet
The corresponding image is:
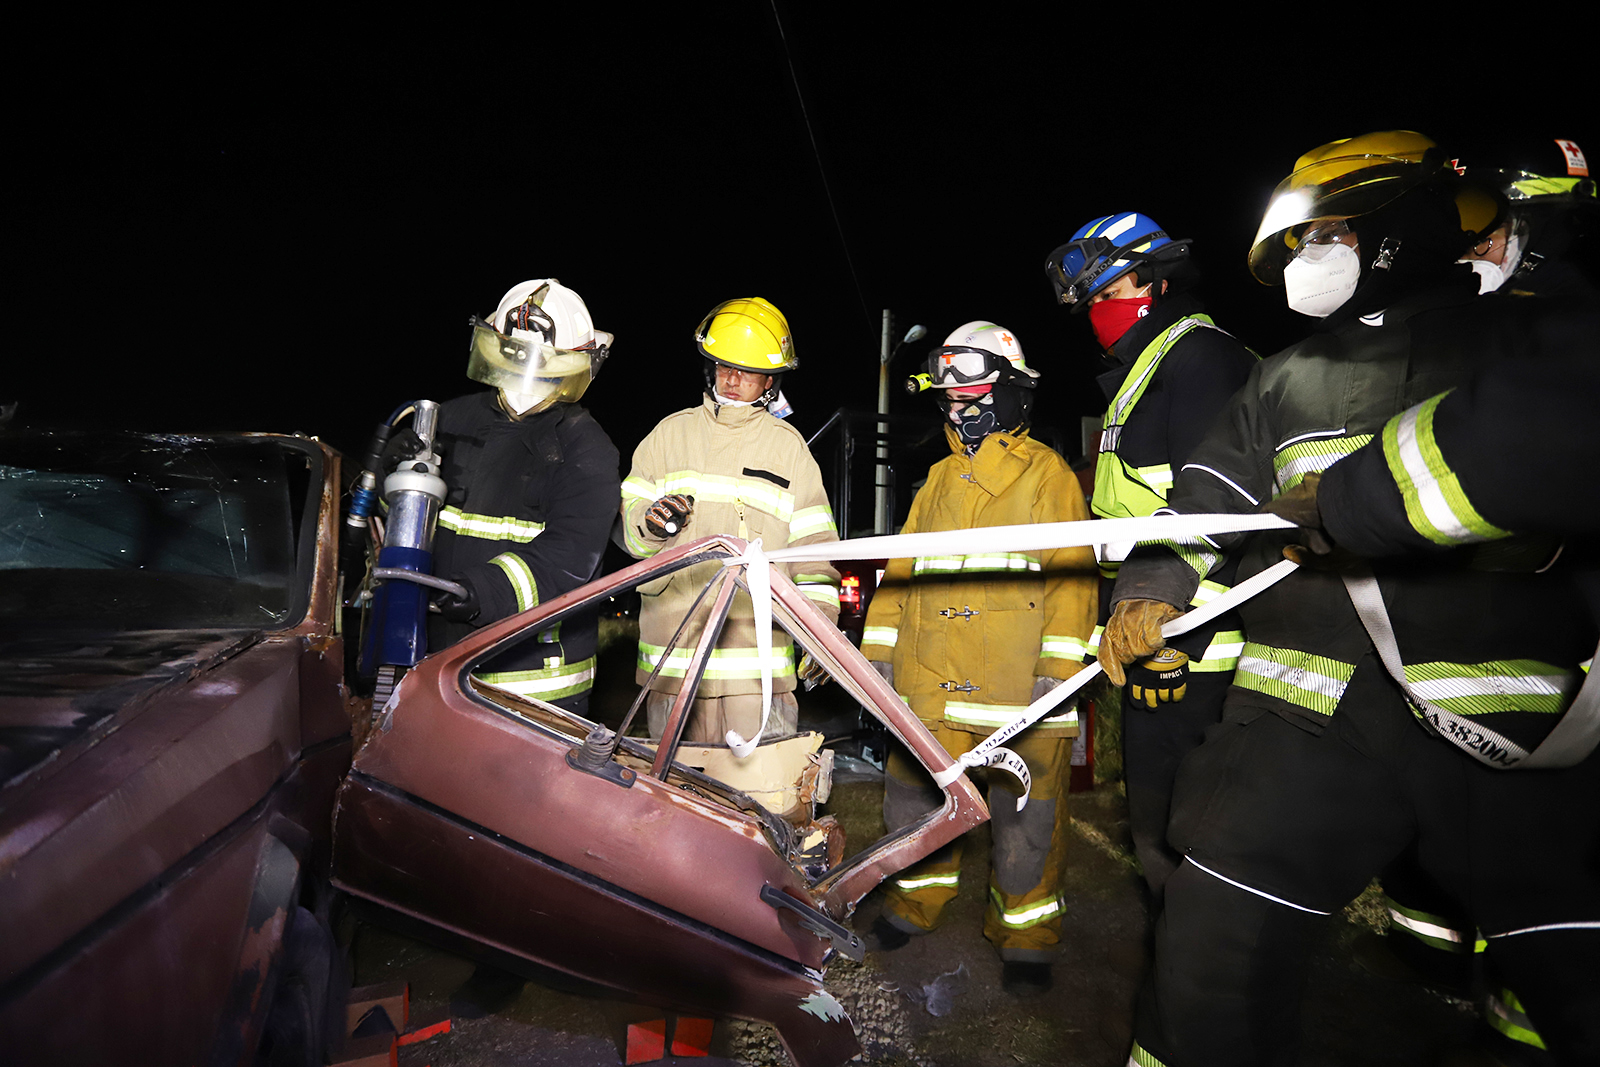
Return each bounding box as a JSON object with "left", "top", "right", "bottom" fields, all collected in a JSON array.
[{"left": 1044, "top": 211, "right": 1192, "bottom": 310}]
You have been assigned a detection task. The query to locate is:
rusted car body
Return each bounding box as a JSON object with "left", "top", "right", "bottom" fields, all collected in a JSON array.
[
  {"left": 0, "top": 431, "right": 352, "bottom": 1065},
  {"left": 334, "top": 534, "right": 989, "bottom": 1067}
]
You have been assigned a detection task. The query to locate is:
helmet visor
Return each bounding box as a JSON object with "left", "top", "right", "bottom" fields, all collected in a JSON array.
[
  {"left": 1250, "top": 152, "right": 1441, "bottom": 284},
  {"left": 466, "top": 317, "right": 608, "bottom": 401}
]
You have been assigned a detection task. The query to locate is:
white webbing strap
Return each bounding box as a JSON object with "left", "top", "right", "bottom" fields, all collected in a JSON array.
[
  {"left": 714, "top": 514, "right": 1298, "bottom": 761},
  {"left": 1343, "top": 568, "right": 1600, "bottom": 770},
  {"left": 931, "top": 557, "right": 1303, "bottom": 805}
]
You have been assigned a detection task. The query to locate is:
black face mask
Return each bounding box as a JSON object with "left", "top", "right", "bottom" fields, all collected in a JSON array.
[
  {"left": 944, "top": 385, "right": 1032, "bottom": 447},
  {"left": 949, "top": 396, "right": 1001, "bottom": 446}
]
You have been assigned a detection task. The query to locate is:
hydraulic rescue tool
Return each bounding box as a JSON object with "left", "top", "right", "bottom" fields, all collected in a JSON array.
[{"left": 350, "top": 400, "right": 464, "bottom": 707}]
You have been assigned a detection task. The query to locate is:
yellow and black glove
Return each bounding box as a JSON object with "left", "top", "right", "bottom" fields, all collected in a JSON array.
[
  {"left": 1127, "top": 647, "right": 1189, "bottom": 708},
  {"left": 1098, "top": 598, "right": 1184, "bottom": 686}
]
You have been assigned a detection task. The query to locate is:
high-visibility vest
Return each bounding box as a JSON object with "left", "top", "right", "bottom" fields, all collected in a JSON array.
[{"left": 1091, "top": 316, "right": 1222, "bottom": 521}]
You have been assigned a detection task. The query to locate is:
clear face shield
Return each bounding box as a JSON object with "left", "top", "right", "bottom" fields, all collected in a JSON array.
[
  {"left": 466, "top": 317, "right": 611, "bottom": 413},
  {"left": 1249, "top": 153, "right": 1432, "bottom": 285}
]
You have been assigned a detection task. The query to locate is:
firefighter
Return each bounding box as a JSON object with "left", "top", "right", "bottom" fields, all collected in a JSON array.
[
  {"left": 1324, "top": 136, "right": 1599, "bottom": 1062},
  {"left": 620, "top": 297, "right": 840, "bottom": 747},
  {"left": 429, "top": 278, "right": 621, "bottom": 719},
  {"left": 1098, "top": 132, "right": 1600, "bottom": 1065},
  {"left": 1458, "top": 136, "right": 1597, "bottom": 299},
  {"left": 860, "top": 322, "right": 1098, "bottom": 997},
  {"left": 1044, "top": 212, "right": 1257, "bottom": 898}
]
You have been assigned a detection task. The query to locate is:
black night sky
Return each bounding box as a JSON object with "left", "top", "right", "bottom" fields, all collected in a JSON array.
[{"left": 12, "top": 9, "right": 1594, "bottom": 480}]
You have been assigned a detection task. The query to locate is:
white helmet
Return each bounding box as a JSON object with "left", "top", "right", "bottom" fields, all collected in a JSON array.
[
  {"left": 927, "top": 321, "right": 1040, "bottom": 389},
  {"left": 467, "top": 279, "right": 613, "bottom": 415}
]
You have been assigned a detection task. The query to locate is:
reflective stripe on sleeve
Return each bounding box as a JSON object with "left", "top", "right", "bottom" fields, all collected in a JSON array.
[
  {"left": 477, "top": 655, "right": 597, "bottom": 701},
  {"left": 620, "top": 474, "right": 661, "bottom": 502},
  {"left": 944, "top": 701, "right": 1076, "bottom": 729},
  {"left": 490, "top": 552, "right": 538, "bottom": 612},
  {"left": 1190, "top": 630, "right": 1245, "bottom": 673},
  {"left": 439, "top": 507, "right": 546, "bottom": 543},
  {"left": 1382, "top": 393, "right": 1510, "bottom": 546},
  {"left": 788, "top": 505, "right": 838, "bottom": 540},
  {"left": 1040, "top": 634, "right": 1094, "bottom": 660},
  {"left": 1232, "top": 643, "right": 1355, "bottom": 716},
  {"left": 1486, "top": 987, "right": 1548, "bottom": 1051},
  {"left": 1271, "top": 433, "right": 1373, "bottom": 494},
  {"left": 862, "top": 625, "right": 898, "bottom": 648},
  {"left": 796, "top": 581, "right": 842, "bottom": 611}
]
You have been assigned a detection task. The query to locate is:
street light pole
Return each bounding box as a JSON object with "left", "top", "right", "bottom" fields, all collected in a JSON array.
[
  {"left": 875, "top": 314, "right": 927, "bottom": 536},
  {"left": 876, "top": 311, "right": 891, "bottom": 535}
]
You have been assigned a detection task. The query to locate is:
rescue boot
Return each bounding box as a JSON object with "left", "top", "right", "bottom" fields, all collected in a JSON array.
[{"left": 864, "top": 916, "right": 912, "bottom": 953}]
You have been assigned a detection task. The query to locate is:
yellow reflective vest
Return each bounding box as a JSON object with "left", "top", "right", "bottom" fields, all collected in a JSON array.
[
  {"left": 621, "top": 396, "right": 841, "bottom": 697},
  {"left": 862, "top": 427, "right": 1097, "bottom": 735}
]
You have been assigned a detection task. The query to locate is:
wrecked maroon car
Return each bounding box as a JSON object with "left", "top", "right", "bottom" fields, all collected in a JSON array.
[
  {"left": 0, "top": 431, "right": 353, "bottom": 1065},
  {"left": 334, "top": 533, "right": 989, "bottom": 1067}
]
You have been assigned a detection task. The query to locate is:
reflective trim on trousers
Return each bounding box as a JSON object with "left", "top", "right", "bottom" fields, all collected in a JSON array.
[
  {"left": 1186, "top": 857, "right": 1333, "bottom": 915},
  {"left": 988, "top": 887, "right": 1064, "bottom": 929},
  {"left": 1486, "top": 987, "right": 1548, "bottom": 1051},
  {"left": 1128, "top": 1040, "right": 1170, "bottom": 1067},
  {"left": 1384, "top": 896, "right": 1482, "bottom": 953},
  {"left": 894, "top": 871, "right": 960, "bottom": 892}
]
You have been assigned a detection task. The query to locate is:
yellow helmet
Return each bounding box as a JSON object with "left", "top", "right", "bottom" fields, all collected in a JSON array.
[
  {"left": 1249, "top": 131, "right": 1452, "bottom": 284},
  {"left": 694, "top": 297, "right": 798, "bottom": 373}
]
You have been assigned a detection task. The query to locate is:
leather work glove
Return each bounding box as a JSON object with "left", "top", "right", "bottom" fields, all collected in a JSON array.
[
  {"left": 435, "top": 579, "right": 480, "bottom": 623},
  {"left": 645, "top": 493, "right": 695, "bottom": 538},
  {"left": 1030, "top": 676, "right": 1063, "bottom": 703},
  {"left": 1098, "top": 598, "right": 1184, "bottom": 687},
  {"left": 870, "top": 660, "right": 894, "bottom": 690},
  {"left": 797, "top": 651, "right": 830, "bottom": 690},
  {"left": 1260, "top": 473, "right": 1333, "bottom": 556},
  {"left": 1127, "top": 648, "right": 1189, "bottom": 708}
]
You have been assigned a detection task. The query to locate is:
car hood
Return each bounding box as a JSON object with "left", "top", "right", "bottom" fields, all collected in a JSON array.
[{"left": 0, "top": 629, "right": 258, "bottom": 791}]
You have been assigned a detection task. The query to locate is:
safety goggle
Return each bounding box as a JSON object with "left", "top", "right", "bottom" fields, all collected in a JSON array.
[
  {"left": 1286, "top": 219, "right": 1355, "bottom": 263},
  {"left": 928, "top": 346, "right": 1010, "bottom": 387}
]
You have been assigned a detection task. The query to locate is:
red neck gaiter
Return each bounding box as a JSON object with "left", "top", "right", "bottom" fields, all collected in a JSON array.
[{"left": 1088, "top": 296, "right": 1153, "bottom": 350}]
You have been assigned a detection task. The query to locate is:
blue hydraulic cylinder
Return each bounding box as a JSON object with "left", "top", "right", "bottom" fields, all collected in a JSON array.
[{"left": 359, "top": 545, "right": 434, "bottom": 675}]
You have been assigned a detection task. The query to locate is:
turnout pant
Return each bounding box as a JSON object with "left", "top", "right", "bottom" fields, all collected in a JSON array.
[
  {"left": 882, "top": 722, "right": 1072, "bottom": 962},
  {"left": 1122, "top": 669, "right": 1232, "bottom": 899},
  {"left": 1131, "top": 654, "right": 1600, "bottom": 1067}
]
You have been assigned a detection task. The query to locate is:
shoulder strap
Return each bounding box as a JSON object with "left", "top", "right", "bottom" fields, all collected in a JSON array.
[{"left": 1105, "top": 317, "right": 1217, "bottom": 435}]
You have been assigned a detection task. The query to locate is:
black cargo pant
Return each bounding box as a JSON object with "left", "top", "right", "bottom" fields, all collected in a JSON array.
[{"left": 1131, "top": 653, "right": 1600, "bottom": 1067}]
